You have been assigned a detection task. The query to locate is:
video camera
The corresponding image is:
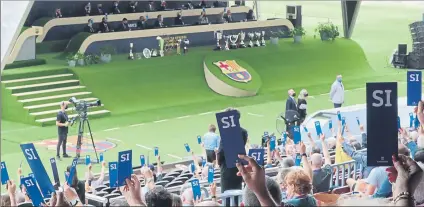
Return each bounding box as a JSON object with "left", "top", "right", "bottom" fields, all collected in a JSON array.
[
  {"left": 68, "top": 97, "right": 101, "bottom": 117},
  {"left": 261, "top": 132, "right": 282, "bottom": 148}
]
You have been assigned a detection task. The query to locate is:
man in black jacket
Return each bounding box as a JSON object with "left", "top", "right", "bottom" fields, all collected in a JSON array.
[
  {"left": 85, "top": 19, "right": 96, "bottom": 33},
  {"left": 285, "top": 89, "right": 298, "bottom": 132},
  {"left": 118, "top": 18, "right": 131, "bottom": 31},
  {"left": 99, "top": 17, "right": 112, "bottom": 33},
  {"left": 154, "top": 15, "right": 165, "bottom": 28},
  {"left": 174, "top": 12, "right": 184, "bottom": 26},
  {"left": 137, "top": 16, "right": 148, "bottom": 30}
]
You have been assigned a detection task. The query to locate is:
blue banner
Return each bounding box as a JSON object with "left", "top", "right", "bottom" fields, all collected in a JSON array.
[
  {"left": 184, "top": 143, "right": 191, "bottom": 153},
  {"left": 118, "top": 150, "right": 132, "bottom": 186},
  {"left": 1, "top": 162, "right": 10, "bottom": 185},
  {"left": 415, "top": 115, "right": 420, "bottom": 129},
  {"left": 407, "top": 71, "right": 422, "bottom": 106},
  {"left": 398, "top": 116, "right": 401, "bottom": 130},
  {"left": 197, "top": 136, "right": 202, "bottom": 144},
  {"left": 281, "top": 132, "right": 287, "bottom": 146},
  {"left": 208, "top": 166, "right": 214, "bottom": 184},
  {"left": 67, "top": 158, "right": 78, "bottom": 185},
  {"left": 269, "top": 136, "right": 275, "bottom": 151},
  {"left": 248, "top": 148, "right": 265, "bottom": 166},
  {"left": 329, "top": 120, "right": 333, "bottom": 129},
  {"left": 22, "top": 176, "right": 45, "bottom": 206},
  {"left": 303, "top": 126, "right": 308, "bottom": 133},
  {"left": 356, "top": 117, "right": 360, "bottom": 126},
  {"left": 293, "top": 126, "right": 301, "bottom": 144},
  {"left": 154, "top": 147, "right": 159, "bottom": 157},
  {"left": 337, "top": 111, "right": 342, "bottom": 121},
  {"left": 342, "top": 117, "right": 346, "bottom": 126},
  {"left": 215, "top": 110, "right": 246, "bottom": 168},
  {"left": 366, "top": 82, "right": 398, "bottom": 166},
  {"left": 49, "top": 158, "right": 60, "bottom": 187},
  {"left": 409, "top": 113, "right": 414, "bottom": 128},
  {"left": 86, "top": 155, "right": 91, "bottom": 166},
  {"left": 191, "top": 179, "right": 202, "bottom": 200},
  {"left": 109, "top": 162, "right": 118, "bottom": 188},
  {"left": 99, "top": 153, "right": 104, "bottom": 162},
  {"left": 295, "top": 154, "right": 301, "bottom": 166},
  {"left": 20, "top": 143, "right": 54, "bottom": 197},
  {"left": 140, "top": 155, "right": 145, "bottom": 167},
  {"left": 315, "top": 121, "right": 322, "bottom": 136}
]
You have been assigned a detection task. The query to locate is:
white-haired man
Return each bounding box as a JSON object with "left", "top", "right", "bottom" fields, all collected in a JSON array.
[
  {"left": 311, "top": 134, "right": 332, "bottom": 193},
  {"left": 330, "top": 75, "right": 344, "bottom": 108}
]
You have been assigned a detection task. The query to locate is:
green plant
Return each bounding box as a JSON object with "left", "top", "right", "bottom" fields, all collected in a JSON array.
[
  {"left": 270, "top": 30, "right": 285, "bottom": 38},
  {"left": 291, "top": 27, "right": 306, "bottom": 36},
  {"left": 66, "top": 53, "right": 77, "bottom": 61},
  {"left": 84, "top": 53, "right": 101, "bottom": 65},
  {"left": 315, "top": 22, "right": 340, "bottom": 40},
  {"left": 75, "top": 52, "right": 85, "bottom": 60},
  {"left": 100, "top": 46, "right": 116, "bottom": 55}
]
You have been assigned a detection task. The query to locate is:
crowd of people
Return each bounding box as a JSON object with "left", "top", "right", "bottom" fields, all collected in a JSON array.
[{"left": 2, "top": 102, "right": 424, "bottom": 206}]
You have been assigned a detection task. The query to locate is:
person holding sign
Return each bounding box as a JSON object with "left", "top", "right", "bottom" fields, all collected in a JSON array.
[
  {"left": 66, "top": 165, "right": 85, "bottom": 204},
  {"left": 56, "top": 101, "right": 71, "bottom": 159},
  {"left": 311, "top": 134, "right": 332, "bottom": 193},
  {"left": 85, "top": 161, "right": 106, "bottom": 193},
  {"left": 330, "top": 75, "right": 345, "bottom": 108},
  {"left": 202, "top": 124, "right": 220, "bottom": 164}
]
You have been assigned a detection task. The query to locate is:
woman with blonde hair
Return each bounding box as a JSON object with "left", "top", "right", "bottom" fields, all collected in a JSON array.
[
  {"left": 297, "top": 89, "right": 309, "bottom": 125},
  {"left": 283, "top": 169, "right": 317, "bottom": 206}
]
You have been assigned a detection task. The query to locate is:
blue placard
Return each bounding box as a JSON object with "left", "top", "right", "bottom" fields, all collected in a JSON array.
[
  {"left": 20, "top": 143, "right": 54, "bottom": 198},
  {"left": 409, "top": 113, "right": 414, "bottom": 128},
  {"left": 86, "top": 155, "right": 91, "bottom": 166},
  {"left": 22, "top": 176, "right": 44, "bottom": 206},
  {"left": 207, "top": 166, "right": 214, "bottom": 184},
  {"left": 303, "top": 126, "right": 308, "bottom": 132},
  {"left": 295, "top": 154, "right": 301, "bottom": 166},
  {"left": 342, "top": 117, "right": 346, "bottom": 126},
  {"left": 398, "top": 117, "right": 401, "bottom": 130},
  {"left": 329, "top": 120, "right": 333, "bottom": 129},
  {"left": 248, "top": 148, "right": 265, "bottom": 166},
  {"left": 49, "top": 158, "right": 60, "bottom": 187},
  {"left": 140, "top": 155, "right": 145, "bottom": 166},
  {"left": 281, "top": 132, "right": 287, "bottom": 146},
  {"left": 264, "top": 131, "right": 268, "bottom": 136},
  {"left": 197, "top": 136, "right": 202, "bottom": 144},
  {"left": 184, "top": 143, "right": 191, "bottom": 153},
  {"left": 64, "top": 171, "right": 69, "bottom": 181},
  {"left": 314, "top": 121, "right": 322, "bottom": 136},
  {"left": 356, "top": 117, "right": 360, "bottom": 126},
  {"left": 269, "top": 136, "right": 276, "bottom": 151},
  {"left": 118, "top": 150, "right": 132, "bottom": 186},
  {"left": 337, "top": 111, "right": 342, "bottom": 121},
  {"left": 293, "top": 126, "right": 301, "bottom": 145},
  {"left": 215, "top": 110, "right": 247, "bottom": 168},
  {"left": 67, "top": 158, "right": 78, "bottom": 185},
  {"left": 415, "top": 115, "right": 420, "bottom": 129},
  {"left": 190, "top": 162, "right": 195, "bottom": 173},
  {"left": 99, "top": 153, "right": 104, "bottom": 162},
  {"left": 154, "top": 147, "right": 159, "bottom": 157},
  {"left": 201, "top": 158, "right": 206, "bottom": 167},
  {"left": 1, "top": 162, "right": 10, "bottom": 185},
  {"left": 108, "top": 162, "right": 118, "bottom": 188},
  {"left": 366, "top": 82, "right": 398, "bottom": 166},
  {"left": 191, "top": 179, "right": 202, "bottom": 200},
  {"left": 407, "top": 71, "right": 422, "bottom": 106}
]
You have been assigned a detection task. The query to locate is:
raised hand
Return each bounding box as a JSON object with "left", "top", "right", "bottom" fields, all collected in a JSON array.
[
  {"left": 392, "top": 154, "right": 424, "bottom": 196},
  {"left": 120, "top": 174, "right": 143, "bottom": 206}
]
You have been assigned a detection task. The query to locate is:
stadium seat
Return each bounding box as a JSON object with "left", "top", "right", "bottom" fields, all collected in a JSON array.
[
  {"left": 95, "top": 185, "right": 108, "bottom": 192},
  {"left": 111, "top": 189, "right": 121, "bottom": 195},
  {"left": 103, "top": 187, "right": 115, "bottom": 194},
  {"left": 155, "top": 180, "right": 169, "bottom": 187},
  {"left": 103, "top": 193, "right": 121, "bottom": 200},
  {"left": 173, "top": 177, "right": 189, "bottom": 183},
  {"left": 165, "top": 171, "right": 181, "bottom": 177},
  {"left": 161, "top": 176, "right": 175, "bottom": 182},
  {"left": 165, "top": 181, "right": 184, "bottom": 188},
  {"left": 95, "top": 191, "right": 108, "bottom": 197}
]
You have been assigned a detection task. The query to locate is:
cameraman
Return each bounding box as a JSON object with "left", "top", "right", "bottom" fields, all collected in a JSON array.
[{"left": 56, "top": 101, "right": 71, "bottom": 159}]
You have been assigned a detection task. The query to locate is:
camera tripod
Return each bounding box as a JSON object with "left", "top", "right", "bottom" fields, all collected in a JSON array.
[{"left": 74, "top": 111, "right": 99, "bottom": 165}]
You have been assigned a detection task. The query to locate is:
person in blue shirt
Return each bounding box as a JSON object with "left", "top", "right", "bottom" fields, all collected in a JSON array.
[{"left": 202, "top": 124, "right": 220, "bottom": 164}]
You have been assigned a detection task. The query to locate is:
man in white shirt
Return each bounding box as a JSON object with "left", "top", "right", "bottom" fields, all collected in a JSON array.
[{"left": 330, "top": 75, "right": 345, "bottom": 108}]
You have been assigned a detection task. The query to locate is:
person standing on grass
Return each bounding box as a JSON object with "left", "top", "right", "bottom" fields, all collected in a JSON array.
[
  {"left": 56, "top": 101, "right": 71, "bottom": 160},
  {"left": 330, "top": 74, "right": 345, "bottom": 108},
  {"left": 202, "top": 124, "right": 220, "bottom": 164}
]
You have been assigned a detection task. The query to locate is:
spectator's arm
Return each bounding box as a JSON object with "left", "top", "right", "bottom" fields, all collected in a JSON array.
[
  {"left": 342, "top": 141, "right": 366, "bottom": 165},
  {"left": 300, "top": 142, "right": 312, "bottom": 180},
  {"left": 7, "top": 180, "right": 17, "bottom": 207},
  {"left": 266, "top": 139, "right": 272, "bottom": 165},
  {"left": 191, "top": 152, "right": 201, "bottom": 177},
  {"left": 306, "top": 132, "right": 316, "bottom": 149},
  {"left": 157, "top": 155, "right": 163, "bottom": 175},
  {"left": 330, "top": 83, "right": 336, "bottom": 98},
  {"left": 364, "top": 184, "right": 377, "bottom": 196},
  {"left": 320, "top": 134, "right": 331, "bottom": 166},
  {"left": 418, "top": 101, "right": 424, "bottom": 125}
]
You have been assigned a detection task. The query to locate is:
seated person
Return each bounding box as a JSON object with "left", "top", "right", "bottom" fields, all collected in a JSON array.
[
  {"left": 85, "top": 2, "right": 91, "bottom": 16},
  {"left": 137, "top": 16, "right": 148, "bottom": 29},
  {"left": 154, "top": 15, "right": 165, "bottom": 28},
  {"left": 224, "top": 9, "right": 232, "bottom": 22},
  {"left": 216, "top": 11, "right": 225, "bottom": 24},
  {"left": 55, "top": 8, "right": 62, "bottom": 18},
  {"left": 99, "top": 17, "right": 113, "bottom": 33},
  {"left": 213, "top": 1, "right": 221, "bottom": 8},
  {"left": 198, "top": 11, "right": 209, "bottom": 24},
  {"left": 85, "top": 19, "right": 96, "bottom": 33},
  {"left": 147, "top": 1, "right": 155, "bottom": 12},
  {"left": 112, "top": 1, "right": 120, "bottom": 14},
  {"left": 118, "top": 18, "right": 131, "bottom": 32},
  {"left": 174, "top": 11, "right": 184, "bottom": 25},
  {"left": 246, "top": 9, "right": 255, "bottom": 20},
  {"left": 97, "top": 4, "right": 104, "bottom": 15},
  {"left": 159, "top": 0, "right": 167, "bottom": 11},
  {"left": 185, "top": 1, "right": 194, "bottom": 9},
  {"left": 199, "top": 0, "right": 207, "bottom": 8},
  {"left": 128, "top": 1, "right": 138, "bottom": 13}
]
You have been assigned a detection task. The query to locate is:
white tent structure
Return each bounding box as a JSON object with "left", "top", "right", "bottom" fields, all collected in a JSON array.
[{"left": 1, "top": 1, "right": 33, "bottom": 72}]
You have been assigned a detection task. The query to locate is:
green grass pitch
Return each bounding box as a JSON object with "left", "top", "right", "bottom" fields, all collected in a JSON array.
[{"left": 1, "top": 1, "right": 421, "bottom": 178}]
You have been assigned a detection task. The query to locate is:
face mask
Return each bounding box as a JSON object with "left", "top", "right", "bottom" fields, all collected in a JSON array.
[
  {"left": 292, "top": 93, "right": 296, "bottom": 97},
  {"left": 337, "top": 77, "right": 342, "bottom": 82},
  {"left": 65, "top": 105, "right": 68, "bottom": 110}
]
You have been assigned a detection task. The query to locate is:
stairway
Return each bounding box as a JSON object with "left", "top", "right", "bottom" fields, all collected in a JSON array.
[{"left": 2, "top": 69, "right": 111, "bottom": 126}]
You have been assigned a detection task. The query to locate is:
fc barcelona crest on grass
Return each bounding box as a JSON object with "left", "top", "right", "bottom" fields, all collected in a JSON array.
[{"left": 213, "top": 60, "right": 252, "bottom": 83}]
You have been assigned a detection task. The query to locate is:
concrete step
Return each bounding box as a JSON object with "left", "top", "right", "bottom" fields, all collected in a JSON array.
[
  {"left": 36, "top": 110, "right": 111, "bottom": 126},
  {"left": 7, "top": 80, "right": 80, "bottom": 94},
  {"left": 19, "top": 92, "right": 92, "bottom": 107},
  {"left": 31, "top": 105, "right": 105, "bottom": 120},
  {"left": 3, "top": 74, "right": 74, "bottom": 87},
  {"left": 24, "top": 98, "right": 98, "bottom": 113},
  {"left": 14, "top": 86, "right": 86, "bottom": 100}
]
